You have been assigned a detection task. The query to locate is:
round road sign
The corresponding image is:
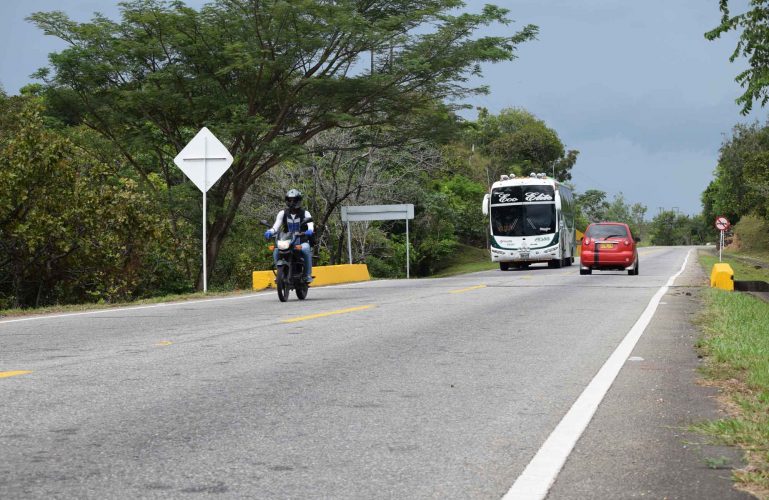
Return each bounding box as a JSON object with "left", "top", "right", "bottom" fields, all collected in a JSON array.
[{"left": 715, "top": 216, "right": 730, "bottom": 231}]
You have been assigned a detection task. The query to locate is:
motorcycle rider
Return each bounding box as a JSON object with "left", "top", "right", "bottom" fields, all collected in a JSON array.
[{"left": 264, "top": 189, "right": 314, "bottom": 283}]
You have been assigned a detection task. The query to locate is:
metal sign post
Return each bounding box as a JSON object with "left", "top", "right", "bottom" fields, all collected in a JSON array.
[
  {"left": 714, "top": 216, "right": 730, "bottom": 262},
  {"left": 174, "top": 128, "right": 233, "bottom": 292},
  {"left": 341, "top": 204, "right": 415, "bottom": 278}
]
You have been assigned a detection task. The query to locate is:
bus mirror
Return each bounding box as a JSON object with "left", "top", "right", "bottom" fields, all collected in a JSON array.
[{"left": 482, "top": 193, "right": 489, "bottom": 216}]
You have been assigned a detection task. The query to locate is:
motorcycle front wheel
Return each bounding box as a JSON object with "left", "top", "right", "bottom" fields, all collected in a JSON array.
[
  {"left": 295, "top": 281, "right": 308, "bottom": 300},
  {"left": 276, "top": 266, "right": 290, "bottom": 302}
]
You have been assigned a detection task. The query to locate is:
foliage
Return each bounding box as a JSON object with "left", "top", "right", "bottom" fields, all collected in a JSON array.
[
  {"left": 732, "top": 214, "right": 769, "bottom": 252},
  {"left": 575, "top": 189, "right": 609, "bottom": 226},
  {"left": 702, "top": 122, "right": 769, "bottom": 229},
  {"left": 649, "top": 210, "right": 709, "bottom": 245},
  {"left": 574, "top": 190, "right": 648, "bottom": 238},
  {"left": 468, "top": 107, "right": 578, "bottom": 182},
  {"left": 29, "top": 0, "right": 537, "bottom": 289},
  {"left": 0, "top": 95, "right": 189, "bottom": 308},
  {"left": 706, "top": 0, "right": 769, "bottom": 115}
]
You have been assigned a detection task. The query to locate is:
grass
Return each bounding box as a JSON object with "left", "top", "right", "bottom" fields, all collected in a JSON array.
[
  {"left": 431, "top": 244, "right": 498, "bottom": 277},
  {"left": 0, "top": 288, "right": 256, "bottom": 319},
  {"left": 700, "top": 248, "right": 769, "bottom": 282},
  {"left": 694, "top": 249, "right": 769, "bottom": 497}
]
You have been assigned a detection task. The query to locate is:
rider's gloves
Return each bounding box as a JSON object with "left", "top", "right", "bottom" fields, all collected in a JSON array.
[
  {"left": 305, "top": 229, "right": 314, "bottom": 237},
  {"left": 264, "top": 229, "right": 273, "bottom": 239}
]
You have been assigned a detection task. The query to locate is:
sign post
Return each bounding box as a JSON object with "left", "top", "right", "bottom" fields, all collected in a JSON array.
[
  {"left": 714, "top": 216, "right": 731, "bottom": 262},
  {"left": 174, "top": 127, "right": 233, "bottom": 292},
  {"left": 341, "top": 204, "right": 415, "bottom": 278}
]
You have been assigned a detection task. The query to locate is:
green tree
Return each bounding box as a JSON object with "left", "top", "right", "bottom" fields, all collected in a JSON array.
[
  {"left": 649, "top": 210, "right": 706, "bottom": 246},
  {"left": 29, "top": 0, "right": 537, "bottom": 290},
  {"left": 0, "top": 95, "right": 180, "bottom": 308},
  {"left": 701, "top": 121, "right": 769, "bottom": 226},
  {"left": 706, "top": 0, "right": 769, "bottom": 114},
  {"left": 576, "top": 189, "right": 609, "bottom": 226},
  {"left": 470, "top": 108, "right": 578, "bottom": 182}
]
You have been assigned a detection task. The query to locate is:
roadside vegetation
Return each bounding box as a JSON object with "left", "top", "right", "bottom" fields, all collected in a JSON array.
[
  {"left": 696, "top": 248, "right": 769, "bottom": 497},
  {"left": 1, "top": 0, "right": 664, "bottom": 313}
]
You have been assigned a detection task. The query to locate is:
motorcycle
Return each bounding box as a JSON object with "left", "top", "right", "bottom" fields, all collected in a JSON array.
[{"left": 261, "top": 218, "right": 312, "bottom": 302}]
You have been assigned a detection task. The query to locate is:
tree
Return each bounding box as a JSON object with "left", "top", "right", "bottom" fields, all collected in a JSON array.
[
  {"left": 29, "top": 0, "right": 537, "bottom": 290},
  {"left": 702, "top": 121, "right": 769, "bottom": 226},
  {"left": 706, "top": 1, "right": 769, "bottom": 114},
  {"left": 469, "top": 108, "right": 578, "bottom": 182},
  {"left": 576, "top": 189, "right": 609, "bottom": 225},
  {"left": 0, "top": 94, "right": 179, "bottom": 308}
]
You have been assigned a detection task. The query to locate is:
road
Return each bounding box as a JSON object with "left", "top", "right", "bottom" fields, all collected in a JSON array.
[{"left": 0, "top": 246, "right": 744, "bottom": 499}]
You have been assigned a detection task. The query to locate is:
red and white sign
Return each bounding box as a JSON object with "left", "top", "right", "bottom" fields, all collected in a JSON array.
[{"left": 714, "top": 216, "right": 730, "bottom": 231}]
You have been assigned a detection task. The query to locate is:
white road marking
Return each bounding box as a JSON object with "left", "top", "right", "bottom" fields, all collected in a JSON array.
[{"left": 503, "top": 249, "right": 692, "bottom": 500}]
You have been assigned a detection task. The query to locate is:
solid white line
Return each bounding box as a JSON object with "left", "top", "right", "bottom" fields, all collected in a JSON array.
[{"left": 503, "top": 248, "right": 693, "bottom": 500}]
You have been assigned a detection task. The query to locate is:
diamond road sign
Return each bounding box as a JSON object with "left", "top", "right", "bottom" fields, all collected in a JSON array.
[{"left": 173, "top": 127, "right": 233, "bottom": 192}]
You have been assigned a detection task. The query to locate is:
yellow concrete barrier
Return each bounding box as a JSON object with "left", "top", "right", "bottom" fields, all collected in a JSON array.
[
  {"left": 710, "top": 263, "right": 734, "bottom": 291},
  {"left": 252, "top": 264, "right": 370, "bottom": 291}
]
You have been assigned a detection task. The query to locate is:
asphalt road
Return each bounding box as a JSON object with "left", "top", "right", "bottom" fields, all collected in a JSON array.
[{"left": 0, "top": 246, "right": 746, "bottom": 499}]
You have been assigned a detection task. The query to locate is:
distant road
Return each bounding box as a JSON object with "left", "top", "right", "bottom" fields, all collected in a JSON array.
[{"left": 1, "top": 247, "right": 694, "bottom": 498}]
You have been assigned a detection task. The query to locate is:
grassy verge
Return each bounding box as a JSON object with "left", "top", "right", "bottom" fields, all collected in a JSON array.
[
  {"left": 0, "top": 289, "right": 255, "bottom": 319},
  {"left": 695, "top": 250, "right": 769, "bottom": 497},
  {"left": 432, "top": 244, "right": 498, "bottom": 278}
]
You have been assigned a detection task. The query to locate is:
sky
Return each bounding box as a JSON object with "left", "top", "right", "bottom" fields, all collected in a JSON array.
[{"left": 0, "top": 0, "right": 762, "bottom": 216}]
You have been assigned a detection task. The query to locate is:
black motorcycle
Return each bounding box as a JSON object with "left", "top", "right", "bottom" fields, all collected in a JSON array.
[{"left": 262, "top": 219, "right": 311, "bottom": 302}]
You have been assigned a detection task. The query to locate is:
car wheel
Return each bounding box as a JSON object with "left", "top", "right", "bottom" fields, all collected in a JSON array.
[
  {"left": 500, "top": 262, "right": 510, "bottom": 271},
  {"left": 580, "top": 268, "right": 592, "bottom": 275}
]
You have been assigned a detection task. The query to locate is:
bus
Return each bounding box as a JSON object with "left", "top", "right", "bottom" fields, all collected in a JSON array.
[{"left": 482, "top": 173, "right": 576, "bottom": 270}]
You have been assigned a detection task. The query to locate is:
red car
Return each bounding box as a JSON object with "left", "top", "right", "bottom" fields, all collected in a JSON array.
[{"left": 580, "top": 222, "right": 639, "bottom": 275}]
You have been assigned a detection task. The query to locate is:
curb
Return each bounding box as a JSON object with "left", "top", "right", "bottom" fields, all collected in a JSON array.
[{"left": 252, "top": 264, "right": 370, "bottom": 291}]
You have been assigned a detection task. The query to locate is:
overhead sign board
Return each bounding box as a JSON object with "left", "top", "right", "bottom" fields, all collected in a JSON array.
[
  {"left": 341, "top": 204, "right": 414, "bottom": 222},
  {"left": 173, "top": 127, "right": 233, "bottom": 193}
]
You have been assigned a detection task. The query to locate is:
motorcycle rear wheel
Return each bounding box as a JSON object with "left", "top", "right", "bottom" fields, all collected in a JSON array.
[{"left": 276, "top": 266, "right": 290, "bottom": 302}]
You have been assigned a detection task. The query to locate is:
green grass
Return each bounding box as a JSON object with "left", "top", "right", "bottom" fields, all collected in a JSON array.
[
  {"left": 694, "top": 250, "right": 769, "bottom": 496},
  {"left": 432, "top": 244, "right": 498, "bottom": 277},
  {"left": 0, "top": 289, "right": 255, "bottom": 319},
  {"left": 700, "top": 249, "right": 769, "bottom": 282}
]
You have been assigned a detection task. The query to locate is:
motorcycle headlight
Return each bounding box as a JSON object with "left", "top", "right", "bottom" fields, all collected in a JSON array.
[{"left": 277, "top": 240, "right": 291, "bottom": 250}]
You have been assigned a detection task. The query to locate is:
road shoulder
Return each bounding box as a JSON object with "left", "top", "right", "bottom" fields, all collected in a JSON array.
[{"left": 547, "top": 251, "right": 752, "bottom": 499}]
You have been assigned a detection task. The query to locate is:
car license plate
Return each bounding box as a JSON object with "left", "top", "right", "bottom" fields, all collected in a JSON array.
[
  {"left": 520, "top": 252, "right": 529, "bottom": 258},
  {"left": 599, "top": 243, "right": 615, "bottom": 249}
]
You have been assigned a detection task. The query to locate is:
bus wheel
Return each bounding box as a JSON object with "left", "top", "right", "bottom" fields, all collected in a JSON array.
[
  {"left": 548, "top": 258, "right": 562, "bottom": 269},
  {"left": 500, "top": 262, "right": 510, "bottom": 271}
]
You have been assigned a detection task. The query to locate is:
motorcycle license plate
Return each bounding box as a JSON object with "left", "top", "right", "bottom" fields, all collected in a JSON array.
[
  {"left": 599, "top": 243, "right": 615, "bottom": 249},
  {"left": 520, "top": 252, "right": 529, "bottom": 259}
]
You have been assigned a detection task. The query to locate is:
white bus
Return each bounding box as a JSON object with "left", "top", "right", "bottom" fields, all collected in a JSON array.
[{"left": 482, "top": 173, "right": 576, "bottom": 270}]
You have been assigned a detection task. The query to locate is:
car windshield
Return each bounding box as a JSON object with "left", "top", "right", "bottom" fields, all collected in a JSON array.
[
  {"left": 586, "top": 225, "right": 629, "bottom": 239},
  {"left": 491, "top": 204, "right": 556, "bottom": 236}
]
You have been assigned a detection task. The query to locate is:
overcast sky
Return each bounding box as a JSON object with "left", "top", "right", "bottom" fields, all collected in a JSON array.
[{"left": 0, "top": 0, "right": 761, "bottom": 216}]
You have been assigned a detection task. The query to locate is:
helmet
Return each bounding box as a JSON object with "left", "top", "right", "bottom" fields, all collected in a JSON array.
[{"left": 285, "top": 189, "right": 303, "bottom": 209}]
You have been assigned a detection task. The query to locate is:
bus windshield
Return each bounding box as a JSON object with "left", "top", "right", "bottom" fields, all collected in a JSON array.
[{"left": 491, "top": 204, "right": 556, "bottom": 236}]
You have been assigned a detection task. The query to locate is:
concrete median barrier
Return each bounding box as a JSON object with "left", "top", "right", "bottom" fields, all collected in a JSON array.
[{"left": 252, "top": 264, "right": 370, "bottom": 291}]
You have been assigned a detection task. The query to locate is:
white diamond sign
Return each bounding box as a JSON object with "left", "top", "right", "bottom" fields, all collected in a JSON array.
[{"left": 173, "top": 127, "right": 233, "bottom": 192}]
